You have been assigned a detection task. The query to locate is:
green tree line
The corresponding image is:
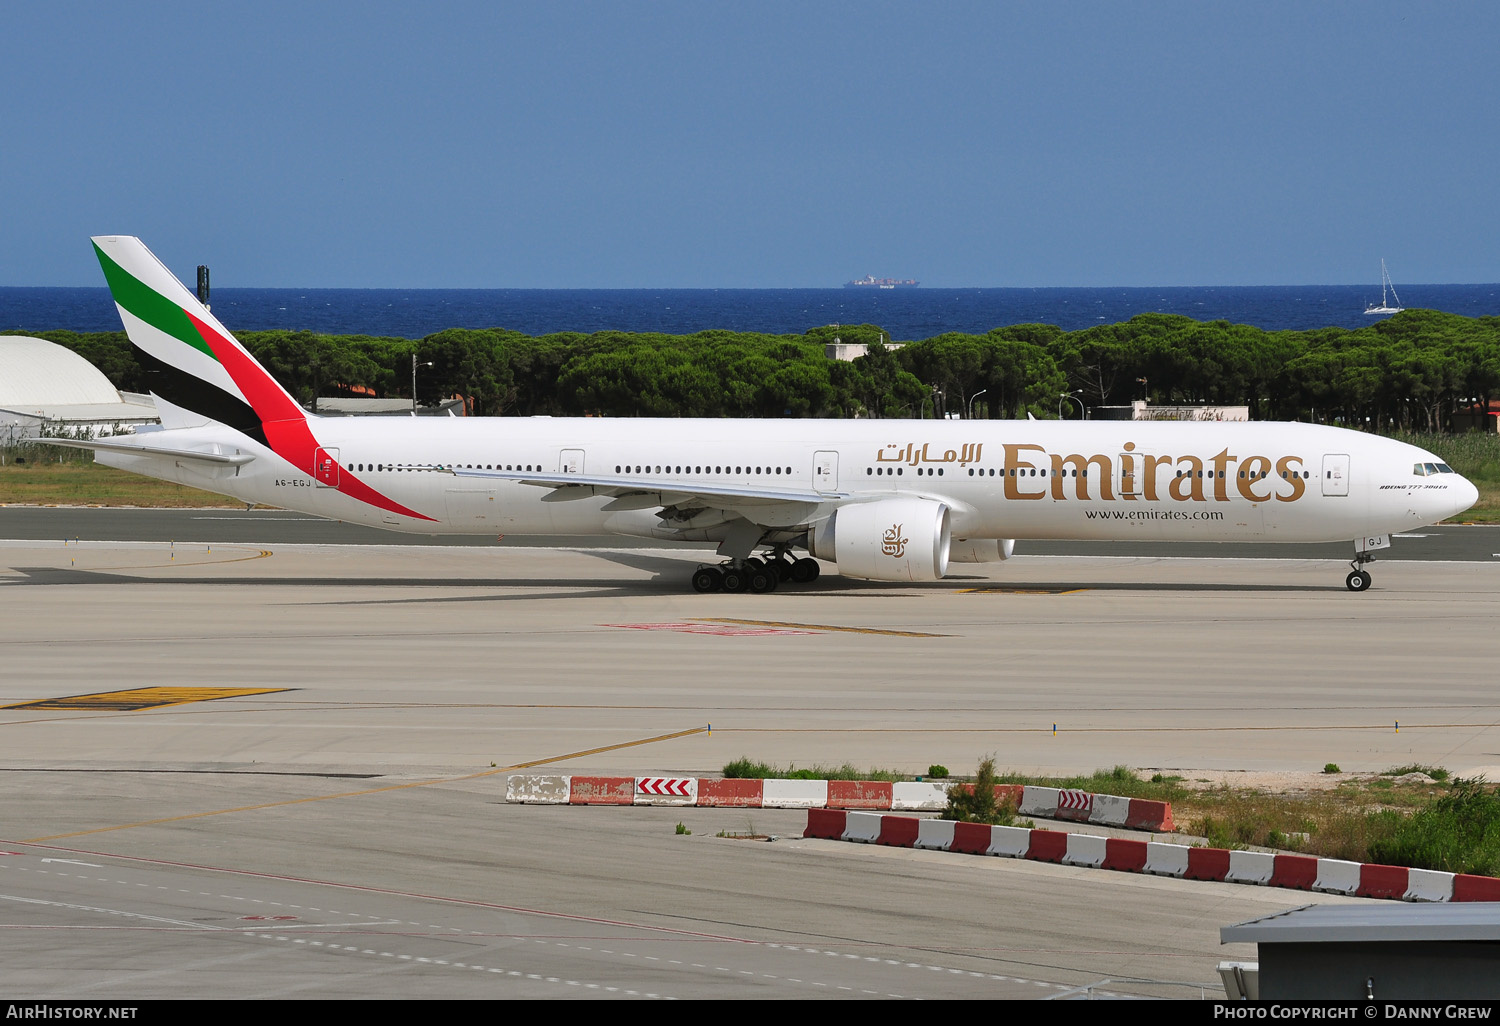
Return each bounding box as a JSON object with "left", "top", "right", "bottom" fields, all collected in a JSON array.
[{"left": 11, "top": 307, "right": 1500, "bottom": 429}]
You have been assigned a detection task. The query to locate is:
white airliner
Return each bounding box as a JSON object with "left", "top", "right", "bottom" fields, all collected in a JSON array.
[{"left": 54, "top": 237, "right": 1478, "bottom": 593}]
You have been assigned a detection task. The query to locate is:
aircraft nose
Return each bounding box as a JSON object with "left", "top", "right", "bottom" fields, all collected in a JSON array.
[{"left": 1454, "top": 476, "right": 1480, "bottom": 518}]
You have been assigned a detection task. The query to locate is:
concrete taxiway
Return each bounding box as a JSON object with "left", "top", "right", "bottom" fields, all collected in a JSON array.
[{"left": 1, "top": 533, "right": 1497, "bottom": 999}]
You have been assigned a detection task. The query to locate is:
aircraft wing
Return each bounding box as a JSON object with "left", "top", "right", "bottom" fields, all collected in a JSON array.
[
  {"left": 446, "top": 466, "right": 845, "bottom": 515},
  {"left": 34, "top": 437, "right": 256, "bottom": 466}
]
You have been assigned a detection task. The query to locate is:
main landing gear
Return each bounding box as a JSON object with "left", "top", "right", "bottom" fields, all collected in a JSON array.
[
  {"left": 690, "top": 553, "right": 821, "bottom": 594},
  {"left": 1346, "top": 551, "right": 1375, "bottom": 592}
]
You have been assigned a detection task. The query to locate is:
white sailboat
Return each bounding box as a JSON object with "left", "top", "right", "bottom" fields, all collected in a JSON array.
[{"left": 1364, "top": 259, "right": 1403, "bottom": 315}]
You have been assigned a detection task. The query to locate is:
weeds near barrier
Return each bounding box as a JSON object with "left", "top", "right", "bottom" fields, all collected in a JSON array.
[
  {"left": 1368, "top": 778, "right": 1500, "bottom": 875},
  {"left": 721, "top": 757, "right": 902, "bottom": 781},
  {"left": 1383, "top": 764, "right": 1451, "bottom": 782},
  {"left": 943, "top": 757, "right": 1018, "bottom": 825},
  {"left": 675, "top": 822, "right": 690, "bottom": 836}
]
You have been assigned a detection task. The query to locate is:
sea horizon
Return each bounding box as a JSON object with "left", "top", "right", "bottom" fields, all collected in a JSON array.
[{"left": 4, "top": 282, "right": 1498, "bottom": 339}]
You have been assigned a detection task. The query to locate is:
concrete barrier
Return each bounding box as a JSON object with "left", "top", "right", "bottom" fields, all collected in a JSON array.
[
  {"left": 1405, "top": 868, "right": 1455, "bottom": 903},
  {"left": 828, "top": 780, "right": 893, "bottom": 810},
  {"left": 1226, "top": 850, "right": 1275, "bottom": 885},
  {"left": 505, "top": 774, "right": 571, "bottom": 804},
  {"left": 762, "top": 779, "right": 828, "bottom": 808},
  {"left": 568, "top": 776, "right": 634, "bottom": 805},
  {"left": 1124, "top": 799, "right": 1174, "bottom": 832},
  {"left": 1453, "top": 875, "right": 1500, "bottom": 902},
  {"left": 916, "top": 819, "right": 956, "bottom": 851},
  {"left": 843, "top": 811, "right": 883, "bottom": 843},
  {"left": 1186, "top": 847, "right": 1231, "bottom": 881},
  {"left": 1103, "top": 838, "right": 1148, "bottom": 873},
  {"left": 696, "top": 778, "right": 763, "bottom": 807},
  {"left": 1270, "top": 854, "right": 1319, "bottom": 891},
  {"left": 804, "top": 808, "right": 847, "bottom": 839},
  {"left": 1144, "top": 842, "right": 1190, "bottom": 877},
  {"left": 878, "top": 815, "right": 920, "bottom": 848},
  {"left": 1055, "top": 788, "right": 1093, "bottom": 823},
  {"left": 634, "top": 777, "right": 697, "bottom": 806},
  {"left": 1357, "top": 864, "right": 1409, "bottom": 901},
  {"left": 802, "top": 811, "right": 1500, "bottom": 903},
  {"left": 1062, "top": 832, "right": 1107, "bottom": 868},
  {"left": 1028, "top": 829, "right": 1068, "bottom": 864},
  {"left": 1313, "top": 858, "right": 1363, "bottom": 895},
  {"left": 950, "top": 822, "right": 994, "bottom": 855},
  {"left": 990, "top": 825, "right": 1031, "bottom": 858},
  {"left": 892, "top": 781, "right": 948, "bottom": 811},
  {"left": 1019, "top": 786, "right": 1060, "bottom": 818},
  {"left": 1089, "top": 794, "right": 1131, "bottom": 828}
]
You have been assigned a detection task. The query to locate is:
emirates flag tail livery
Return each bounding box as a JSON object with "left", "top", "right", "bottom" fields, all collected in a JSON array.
[{"left": 58, "top": 236, "right": 1477, "bottom": 593}]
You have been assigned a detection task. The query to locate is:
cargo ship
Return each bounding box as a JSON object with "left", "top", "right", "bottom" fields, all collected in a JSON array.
[{"left": 844, "top": 275, "right": 920, "bottom": 289}]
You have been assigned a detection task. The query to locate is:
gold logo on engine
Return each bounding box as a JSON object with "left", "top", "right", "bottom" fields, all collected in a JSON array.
[{"left": 882, "top": 523, "right": 908, "bottom": 558}]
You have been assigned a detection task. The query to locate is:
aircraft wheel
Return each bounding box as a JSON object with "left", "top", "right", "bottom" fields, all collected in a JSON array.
[
  {"left": 790, "top": 558, "right": 821, "bottom": 584},
  {"left": 1346, "top": 570, "right": 1371, "bottom": 592},
  {"left": 721, "top": 567, "right": 750, "bottom": 593},
  {"left": 748, "top": 565, "right": 777, "bottom": 593},
  {"left": 772, "top": 557, "right": 794, "bottom": 582},
  {"left": 691, "top": 567, "right": 723, "bottom": 593}
]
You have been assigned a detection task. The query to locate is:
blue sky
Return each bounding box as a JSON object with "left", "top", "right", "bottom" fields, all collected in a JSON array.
[{"left": 4, "top": 2, "right": 1497, "bottom": 288}]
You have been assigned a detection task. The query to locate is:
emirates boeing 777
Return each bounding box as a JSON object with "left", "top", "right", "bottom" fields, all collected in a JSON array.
[{"left": 49, "top": 237, "right": 1478, "bottom": 593}]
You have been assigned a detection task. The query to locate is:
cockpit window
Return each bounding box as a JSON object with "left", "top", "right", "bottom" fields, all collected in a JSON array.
[
  {"left": 1414, "top": 462, "right": 1457, "bottom": 477},
  {"left": 1436, "top": 463, "right": 1454, "bottom": 474}
]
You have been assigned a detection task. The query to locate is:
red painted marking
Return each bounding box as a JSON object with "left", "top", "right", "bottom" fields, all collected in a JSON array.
[
  {"left": 1453, "top": 874, "right": 1500, "bottom": 902},
  {"left": 827, "top": 780, "right": 894, "bottom": 810},
  {"left": 950, "top": 821, "right": 992, "bottom": 855},
  {"left": 876, "top": 815, "right": 919, "bottom": 848},
  {"left": 1027, "top": 829, "right": 1068, "bottom": 863},
  {"left": 568, "top": 776, "right": 634, "bottom": 805},
  {"left": 185, "top": 311, "right": 434, "bottom": 522},
  {"left": 1357, "top": 863, "right": 1410, "bottom": 900},
  {"left": 241, "top": 915, "right": 299, "bottom": 921},
  {"left": 1270, "top": 854, "right": 1319, "bottom": 890},
  {"left": 1185, "top": 847, "right": 1231, "bottom": 881},
  {"left": 1124, "top": 799, "right": 1174, "bottom": 832},
  {"left": 1055, "top": 788, "right": 1093, "bottom": 822},
  {"left": 803, "top": 808, "right": 847, "bottom": 839},
  {"left": 638, "top": 778, "right": 692, "bottom": 796},
  {"left": 1102, "top": 838, "right": 1148, "bottom": 873},
  {"left": 697, "top": 778, "right": 763, "bottom": 807},
  {"left": 605, "top": 623, "right": 815, "bottom": 636}
]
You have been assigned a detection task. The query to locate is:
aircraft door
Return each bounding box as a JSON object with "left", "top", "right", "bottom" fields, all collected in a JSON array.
[
  {"left": 559, "top": 448, "right": 584, "bottom": 474},
  {"left": 1117, "top": 450, "right": 1144, "bottom": 499},
  {"left": 814, "top": 450, "right": 839, "bottom": 494},
  {"left": 1322, "top": 454, "right": 1350, "bottom": 497},
  {"left": 314, "top": 447, "right": 340, "bottom": 488}
]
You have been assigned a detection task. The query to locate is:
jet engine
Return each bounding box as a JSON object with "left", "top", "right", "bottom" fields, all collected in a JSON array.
[
  {"left": 809, "top": 497, "right": 951, "bottom": 582},
  {"left": 949, "top": 538, "right": 1015, "bottom": 563}
]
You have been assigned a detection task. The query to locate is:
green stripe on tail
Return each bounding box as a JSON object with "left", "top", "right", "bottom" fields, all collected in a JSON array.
[{"left": 93, "top": 242, "right": 218, "bottom": 361}]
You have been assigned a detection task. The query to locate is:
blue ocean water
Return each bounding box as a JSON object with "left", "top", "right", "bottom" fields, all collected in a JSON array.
[{"left": 3, "top": 283, "right": 1498, "bottom": 339}]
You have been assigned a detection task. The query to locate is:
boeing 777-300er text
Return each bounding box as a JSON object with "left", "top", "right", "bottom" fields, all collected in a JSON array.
[{"left": 48, "top": 237, "right": 1479, "bottom": 593}]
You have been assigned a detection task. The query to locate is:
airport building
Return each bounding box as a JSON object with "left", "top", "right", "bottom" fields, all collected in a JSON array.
[{"left": 0, "top": 336, "right": 158, "bottom": 445}]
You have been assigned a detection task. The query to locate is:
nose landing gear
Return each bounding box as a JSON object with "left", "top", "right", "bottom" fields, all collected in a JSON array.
[{"left": 1346, "top": 551, "right": 1375, "bottom": 592}]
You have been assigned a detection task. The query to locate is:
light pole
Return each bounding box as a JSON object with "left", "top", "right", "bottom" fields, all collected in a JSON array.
[
  {"left": 1058, "top": 390, "right": 1084, "bottom": 420},
  {"left": 967, "top": 389, "right": 987, "bottom": 420},
  {"left": 412, "top": 354, "right": 433, "bottom": 414}
]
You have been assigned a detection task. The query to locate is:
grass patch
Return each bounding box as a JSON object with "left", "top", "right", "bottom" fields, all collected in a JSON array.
[
  {"left": 721, "top": 757, "right": 903, "bottom": 782},
  {"left": 1383, "top": 763, "right": 1450, "bottom": 782},
  {"left": 0, "top": 451, "right": 242, "bottom": 507},
  {"left": 1368, "top": 778, "right": 1500, "bottom": 875}
]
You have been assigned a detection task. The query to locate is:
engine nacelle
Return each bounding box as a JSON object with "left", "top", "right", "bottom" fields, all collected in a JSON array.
[
  {"left": 809, "top": 497, "right": 951, "bottom": 582},
  {"left": 949, "top": 538, "right": 1015, "bottom": 563}
]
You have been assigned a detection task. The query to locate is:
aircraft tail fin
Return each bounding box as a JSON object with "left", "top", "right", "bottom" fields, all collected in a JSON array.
[{"left": 91, "top": 236, "right": 307, "bottom": 445}]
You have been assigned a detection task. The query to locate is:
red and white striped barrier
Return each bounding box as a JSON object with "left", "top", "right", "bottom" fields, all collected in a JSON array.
[
  {"left": 505, "top": 775, "right": 1174, "bottom": 829},
  {"left": 804, "top": 810, "right": 1500, "bottom": 904}
]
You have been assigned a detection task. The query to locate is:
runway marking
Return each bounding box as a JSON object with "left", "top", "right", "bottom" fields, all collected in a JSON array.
[
  {"left": 957, "top": 587, "right": 1087, "bottom": 595},
  {"left": 3, "top": 687, "right": 292, "bottom": 712},
  {"left": 607, "top": 622, "right": 818, "bottom": 636},
  {"left": 21, "top": 724, "right": 709, "bottom": 842},
  {"left": 694, "top": 618, "right": 949, "bottom": 638}
]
